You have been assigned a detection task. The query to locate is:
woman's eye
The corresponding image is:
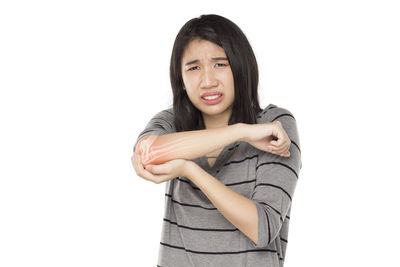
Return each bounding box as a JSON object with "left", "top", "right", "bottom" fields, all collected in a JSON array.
[
  {"left": 187, "top": 63, "right": 228, "bottom": 71},
  {"left": 188, "top": 66, "right": 199, "bottom": 71}
]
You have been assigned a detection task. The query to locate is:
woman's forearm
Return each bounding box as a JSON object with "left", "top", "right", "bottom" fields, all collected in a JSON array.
[{"left": 137, "top": 123, "right": 248, "bottom": 166}]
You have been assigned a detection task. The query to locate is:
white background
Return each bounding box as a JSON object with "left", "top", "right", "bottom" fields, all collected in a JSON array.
[{"left": 1, "top": 0, "right": 399, "bottom": 266}]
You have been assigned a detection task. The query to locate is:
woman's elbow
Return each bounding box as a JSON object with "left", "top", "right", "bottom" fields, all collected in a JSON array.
[
  {"left": 135, "top": 135, "right": 159, "bottom": 166},
  {"left": 252, "top": 202, "right": 284, "bottom": 248}
]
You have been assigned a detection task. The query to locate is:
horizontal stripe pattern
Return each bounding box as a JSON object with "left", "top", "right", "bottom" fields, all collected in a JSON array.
[
  {"left": 250, "top": 106, "right": 301, "bottom": 254},
  {"left": 135, "top": 104, "right": 301, "bottom": 267},
  {"left": 160, "top": 241, "right": 278, "bottom": 255},
  {"left": 157, "top": 243, "right": 282, "bottom": 267}
]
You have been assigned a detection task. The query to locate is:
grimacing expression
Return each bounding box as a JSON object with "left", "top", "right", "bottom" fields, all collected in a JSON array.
[{"left": 181, "top": 39, "right": 235, "bottom": 117}]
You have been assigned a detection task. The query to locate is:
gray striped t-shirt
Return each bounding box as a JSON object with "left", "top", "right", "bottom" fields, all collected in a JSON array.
[{"left": 134, "top": 104, "right": 302, "bottom": 267}]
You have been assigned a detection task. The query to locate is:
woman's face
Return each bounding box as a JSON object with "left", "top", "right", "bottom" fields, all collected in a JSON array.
[{"left": 181, "top": 39, "right": 235, "bottom": 123}]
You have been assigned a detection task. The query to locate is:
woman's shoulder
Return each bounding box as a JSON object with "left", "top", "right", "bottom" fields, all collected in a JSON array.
[
  {"left": 257, "top": 103, "right": 296, "bottom": 123},
  {"left": 144, "top": 106, "right": 176, "bottom": 132},
  {"left": 150, "top": 106, "right": 174, "bottom": 120}
]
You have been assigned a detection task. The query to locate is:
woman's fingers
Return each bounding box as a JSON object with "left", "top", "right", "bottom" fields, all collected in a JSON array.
[
  {"left": 270, "top": 140, "right": 278, "bottom": 146},
  {"left": 145, "top": 162, "right": 170, "bottom": 175},
  {"left": 271, "top": 146, "right": 290, "bottom": 156},
  {"left": 132, "top": 153, "right": 140, "bottom": 173},
  {"left": 153, "top": 174, "right": 173, "bottom": 184},
  {"left": 132, "top": 153, "right": 159, "bottom": 183},
  {"left": 270, "top": 145, "right": 290, "bottom": 157},
  {"left": 276, "top": 141, "right": 290, "bottom": 154},
  {"left": 269, "top": 122, "right": 291, "bottom": 155},
  {"left": 280, "top": 150, "right": 291, "bottom": 157},
  {"left": 133, "top": 153, "right": 145, "bottom": 177}
]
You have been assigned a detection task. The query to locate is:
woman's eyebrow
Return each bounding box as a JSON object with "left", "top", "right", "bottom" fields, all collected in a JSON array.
[{"left": 184, "top": 57, "right": 228, "bottom": 66}]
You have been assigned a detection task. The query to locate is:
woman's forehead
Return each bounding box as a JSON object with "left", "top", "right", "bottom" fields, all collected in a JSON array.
[
  {"left": 182, "top": 39, "right": 226, "bottom": 62},
  {"left": 185, "top": 39, "right": 224, "bottom": 53}
]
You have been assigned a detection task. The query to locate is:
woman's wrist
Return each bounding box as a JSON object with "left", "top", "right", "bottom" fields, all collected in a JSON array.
[
  {"left": 183, "top": 160, "right": 198, "bottom": 178},
  {"left": 235, "top": 123, "right": 250, "bottom": 143}
]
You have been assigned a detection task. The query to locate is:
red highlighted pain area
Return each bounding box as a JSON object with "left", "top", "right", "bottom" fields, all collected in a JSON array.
[{"left": 135, "top": 135, "right": 176, "bottom": 167}]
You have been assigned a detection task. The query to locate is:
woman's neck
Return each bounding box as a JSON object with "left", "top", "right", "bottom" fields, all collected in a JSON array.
[{"left": 202, "top": 107, "right": 232, "bottom": 129}]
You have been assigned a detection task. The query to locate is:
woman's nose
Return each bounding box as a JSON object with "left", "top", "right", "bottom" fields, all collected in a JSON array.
[{"left": 200, "top": 68, "right": 217, "bottom": 88}]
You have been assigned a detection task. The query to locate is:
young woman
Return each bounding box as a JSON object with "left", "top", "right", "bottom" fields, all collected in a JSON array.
[{"left": 131, "top": 14, "right": 302, "bottom": 267}]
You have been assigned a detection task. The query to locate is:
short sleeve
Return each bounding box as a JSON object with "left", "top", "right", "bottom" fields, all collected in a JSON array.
[
  {"left": 133, "top": 108, "right": 176, "bottom": 153},
  {"left": 250, "top": 105, "right": 302, "bottom": 248}
]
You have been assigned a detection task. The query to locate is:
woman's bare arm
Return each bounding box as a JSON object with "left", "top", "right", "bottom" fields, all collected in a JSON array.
[{"left": 135, "top": 123, "right": 247, "bottom": 166}]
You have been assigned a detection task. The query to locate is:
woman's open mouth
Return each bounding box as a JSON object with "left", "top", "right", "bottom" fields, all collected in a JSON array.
[{"left": 201, "top": 94, "right": 223, "bottom": 105}]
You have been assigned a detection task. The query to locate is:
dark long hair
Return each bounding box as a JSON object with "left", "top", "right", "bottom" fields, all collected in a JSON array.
[{"left": 170, "top": 14, "right": 262, "bottom": 132}]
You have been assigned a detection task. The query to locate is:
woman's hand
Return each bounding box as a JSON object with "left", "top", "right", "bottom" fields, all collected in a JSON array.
[
  {"left": 131, "top": 152, "right": 189, "bottom": 184},
  {"left": 243, "top": 121, "right": 291, "bottom": 157}
]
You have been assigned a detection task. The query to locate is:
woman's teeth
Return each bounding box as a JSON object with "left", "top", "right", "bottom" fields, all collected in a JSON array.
[{"left": 202, "top": 95, "right": 221, "bottom": 100}]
